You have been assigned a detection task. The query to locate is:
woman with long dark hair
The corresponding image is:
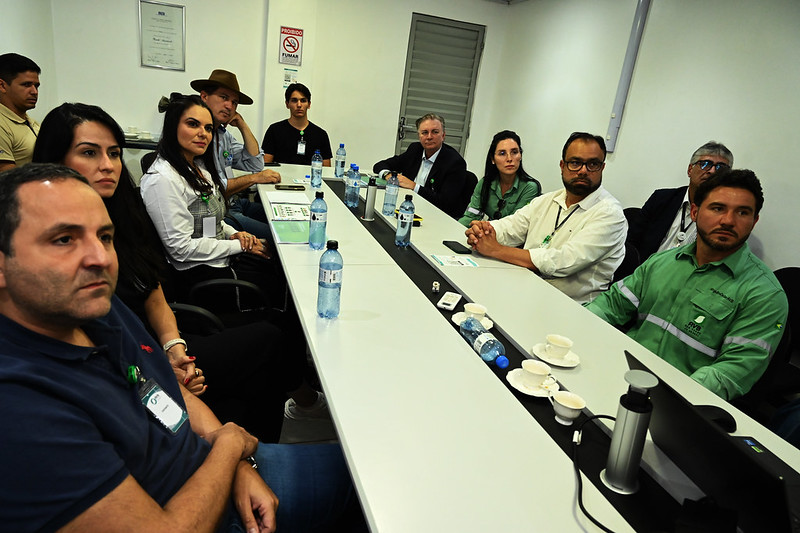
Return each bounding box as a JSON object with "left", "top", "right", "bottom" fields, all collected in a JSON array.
[
  {"left": 32, "top": 102, "right": 324, "bottom": 442},
  {"left": 458, "top": 130, "right": 541, "bottom": 226},
  {"left": 139, "top": 94, "right": 283, "bottom": 306}
]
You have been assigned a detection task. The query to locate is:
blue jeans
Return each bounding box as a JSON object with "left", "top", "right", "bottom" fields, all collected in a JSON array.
[
  {"left": 225, "top": 198, "right": 271, "bottom": 240},
  {"left": 223, "top": 442, "right": 366, "bottom": 532}
]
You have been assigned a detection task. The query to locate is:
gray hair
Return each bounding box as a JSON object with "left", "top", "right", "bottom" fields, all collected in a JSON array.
[
  {"left": 690, "top": 141, "right": 733, "bottom": 167},
  {"left": 415, "top": 113, "right": 445, "bottom": 131}
]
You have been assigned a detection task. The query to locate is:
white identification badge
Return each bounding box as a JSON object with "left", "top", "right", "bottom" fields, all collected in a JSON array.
[
  {"left": 139, "top": 379, "right": 188, "bottom": 433},
  {"left": 297, "top": 139, "right": 306, "bottom": 155},
  {"left": 203, "top": 216, "right": 216, "bottom": 238},
  {"left": 225, "top": 166, "right": 234, "bottom": 181}
]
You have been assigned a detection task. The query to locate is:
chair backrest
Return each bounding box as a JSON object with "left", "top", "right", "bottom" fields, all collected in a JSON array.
[
  {"left": 774, "top": 267, "right": 800, "bottom": 353},
  {"left": 612, "top": 241, "right": 640, "bottom": 282},
  {"left": 140, "top": 151, "right": 158, "bottom": 174},
  {"left": 459, "top": 170, "right": 478, "bottom": 216}
]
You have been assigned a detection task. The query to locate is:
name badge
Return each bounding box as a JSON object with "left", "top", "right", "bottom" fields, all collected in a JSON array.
[
  {"left": 203, "top": 216, "right": 216, "bottom": 238},
  {"left": 225, "top": 166, "right": 234, "bottom": 181},
  {"left": 139, "top": 379, "right": 187, "bottom": 433},
  {"left": 297, "top": 139, "right": 306, "bottom": 155}
]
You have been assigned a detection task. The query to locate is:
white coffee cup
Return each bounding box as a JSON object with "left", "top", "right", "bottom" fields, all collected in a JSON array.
[
  {"left": 520, "top": 359, "right": 551, "bottom": 390},
  {"left": 545, "top": 334, "right": 573, "bottom": 359},
  {"left": 549, "top": 390, "right": 586, "bottom": 426},
  {"left": 463, "top": 303, "right": 487, "bottom": 320}
]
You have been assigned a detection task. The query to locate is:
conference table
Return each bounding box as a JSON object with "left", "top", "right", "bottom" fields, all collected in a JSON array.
[{"left": 257, "top": 165, "right": 800, "bottom": 532}]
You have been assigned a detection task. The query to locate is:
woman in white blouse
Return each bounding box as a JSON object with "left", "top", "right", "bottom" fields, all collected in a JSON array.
[{"left": 140, "top": 95, "right": 275, "bottom": 306}]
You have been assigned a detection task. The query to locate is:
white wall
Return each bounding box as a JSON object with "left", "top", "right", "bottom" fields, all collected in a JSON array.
[
  {"left": 496, "top": 0, "right": 800, "bottom": 268},
  {"left": 2, "top": 0, "right": 798, "bottom": 268},
  {"left": 0, "top": 0, "right": 56, "bottom": 118}
]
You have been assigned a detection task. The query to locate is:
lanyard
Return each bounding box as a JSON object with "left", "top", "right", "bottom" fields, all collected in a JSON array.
[
  {"left": 680, "top": 202, "right": 693, "bottom": 232},
  {"left": 541, "top": 205, "right": 578, "bottom": 247}
]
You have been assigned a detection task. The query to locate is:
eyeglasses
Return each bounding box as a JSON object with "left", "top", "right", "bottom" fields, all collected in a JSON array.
[
  {"left": 693, "top": 160, "right": 730, "bottom": 172},
  {"left": 492, "top": 199, "right": 507, "bottom": 220},
  {"left": 565, "top": 159, "right": 603, "bottom": 172}
]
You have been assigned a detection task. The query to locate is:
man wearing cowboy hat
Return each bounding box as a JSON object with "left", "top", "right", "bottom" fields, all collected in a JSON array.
[{"left": 192, "top": 69, "right": 278, "bottom": 238}]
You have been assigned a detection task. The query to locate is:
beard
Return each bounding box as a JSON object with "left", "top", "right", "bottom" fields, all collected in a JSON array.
[
  {"left": 562, "top": 175, "right": 601, "bottom": 197},
  {"left": 697, "top": 225, "right": 747, "bottom": 253}
]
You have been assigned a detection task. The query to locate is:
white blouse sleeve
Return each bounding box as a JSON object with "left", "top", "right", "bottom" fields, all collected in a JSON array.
[{"left": 140, "top": 160, "right": 241, "bottom": 267}]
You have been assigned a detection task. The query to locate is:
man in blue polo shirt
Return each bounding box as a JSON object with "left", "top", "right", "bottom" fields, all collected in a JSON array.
[{"left": 0, "top": 164, "right": 361, "bottom": 532}]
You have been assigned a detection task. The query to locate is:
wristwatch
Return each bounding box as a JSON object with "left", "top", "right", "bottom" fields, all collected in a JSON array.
[{"left": 245, "top": 455, "right": 258, "bottom": 470}]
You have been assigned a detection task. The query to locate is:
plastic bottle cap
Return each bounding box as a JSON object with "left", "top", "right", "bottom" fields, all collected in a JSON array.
[
  {"left": 316, "top": 191, "right": 324, "bottom": 199},
  {"left": 340, "top": 143, "right": 344, "bottom": 147},
  {"left": 326, "top": 240, "right": 338, "bottom": 250},
  {"left": 405, "top": 194, "right": 413, "bottom": 201},
  {"left": 495, "top": 355, "right": 509, "bottom": 369}
]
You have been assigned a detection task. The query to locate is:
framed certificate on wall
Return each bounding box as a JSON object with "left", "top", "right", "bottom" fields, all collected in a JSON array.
[{"left": 139, "top": 0, "right": 185, "bottom": 71}]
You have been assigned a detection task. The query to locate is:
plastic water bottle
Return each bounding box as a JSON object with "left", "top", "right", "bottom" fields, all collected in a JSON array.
[
  {"left": 334, "top": 143, "right": 346, "bottom": 178},
  {"left": 394, "top": 194, "right": 414, "bottom": 247},
  {"left": 317, "top": 240, "right": 342, "bottom": 319},
  {"left": 382, "top": 171, "right": 399, "bottom": 216},
  {"left": 309, "top": 191, "right": 327, "bottom": 250},
  {"left": 459, "top": 317, "right": 509, "bottom": 368},
  {"left": 310, "top": 150, "right": 323, "bottom": 188},
  {"left": 344, "top": 164, "right": 360, "bottom": 208}
]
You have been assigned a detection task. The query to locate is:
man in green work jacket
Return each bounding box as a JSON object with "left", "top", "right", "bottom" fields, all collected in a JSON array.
[{"left": 586, "top": 169, "right": 787, "bottom": 400}]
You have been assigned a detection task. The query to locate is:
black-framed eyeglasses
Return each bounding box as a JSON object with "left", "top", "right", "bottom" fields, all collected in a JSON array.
[
  {"left": 565, "top": 159, "right": 603, "bottom": 172},
  {"left": 492, "top": 199, "right": 507, "bottom": 220},
  {"left": 693, "top": 160, "right": 730, "bottom": 172}
]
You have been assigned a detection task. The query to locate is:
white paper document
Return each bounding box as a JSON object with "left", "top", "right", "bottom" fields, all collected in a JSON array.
[{"left": 431, "top": 255, "right": 479, "bottom": 267}]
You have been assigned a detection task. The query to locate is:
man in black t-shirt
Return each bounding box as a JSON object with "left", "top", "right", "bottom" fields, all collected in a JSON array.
[{"left": 261, "top": 83, "right": 333, "bottom": 166}]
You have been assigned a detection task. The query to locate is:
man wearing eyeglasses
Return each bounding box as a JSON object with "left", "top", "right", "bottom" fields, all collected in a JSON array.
[
  {"left": 627, "top": 141, "right": 733, "bottom": 262},
  {"left": 465, "top": 132, "right": 626, "bottom": 304}
]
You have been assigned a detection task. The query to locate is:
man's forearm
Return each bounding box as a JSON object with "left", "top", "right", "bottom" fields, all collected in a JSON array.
[
  {"left": 225, "top": 175, "right": 256, "bottom": 197},
  {"left": 234, "top": 120, "right": 261, "bottom": 158},
  {"left": 492, "top": 245, "right": 537, "bottom": 270}
]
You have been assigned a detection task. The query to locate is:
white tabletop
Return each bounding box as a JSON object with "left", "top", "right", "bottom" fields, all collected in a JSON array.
[
  {"left": 366, "top": 185, "right": 800, "bottom": 496},
  {"left": 258, "top": 168, "right": 634, "bottom": 532}
]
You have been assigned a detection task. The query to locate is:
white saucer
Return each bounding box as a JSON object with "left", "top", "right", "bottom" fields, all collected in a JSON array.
[
  {"left": 531, "top": 343, "right": 580, "bottom": 368},
  {"left": 451, "top": 312, "right": 493, "bottom": 330},
  {"left": 506, "top": 369, "right": 560, "bottom": 397}
]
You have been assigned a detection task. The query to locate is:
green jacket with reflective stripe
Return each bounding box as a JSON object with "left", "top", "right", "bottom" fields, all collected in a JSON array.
[{"left": 586, "top": 242, "right": 788, "bottom": 400}]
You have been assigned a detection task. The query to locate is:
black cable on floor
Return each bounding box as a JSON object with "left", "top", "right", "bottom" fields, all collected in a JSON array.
[{"left": 572, "top": 414, "right": 617, "bottom": 533}]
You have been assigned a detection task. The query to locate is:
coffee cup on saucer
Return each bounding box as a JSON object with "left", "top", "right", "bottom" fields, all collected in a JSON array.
[
  {"left": 549, "top": 390, "right": 586, "bottom": 426},
  {"left": 545, "top": 334, "right": 573, "bottom": 360},
  {"left": 520, "top": 360, "right": 550, "bottom": 390},
  {"left": 463, "top": 303, "right": 487, "bottom": 321}
]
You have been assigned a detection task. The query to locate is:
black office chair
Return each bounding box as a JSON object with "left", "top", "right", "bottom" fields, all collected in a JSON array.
[
  {"left": 458, "top": 170, "right": 478, "bottom": 217},
  {"left": 613, "top": 241, "right": 640, "bottom": 282},
  {"left": 140, "top": 151, "right": 157, "bottom": 174},
  {"left": 732, "top": 267, "right": 800, "bottom": 422},
  {"left": 770, "top": 267, "right": 800, "bottom": 394}
]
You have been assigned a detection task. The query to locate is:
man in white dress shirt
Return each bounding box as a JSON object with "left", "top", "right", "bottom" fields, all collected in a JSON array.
[{"left": 465, "top": 132, "right": 626, "bottom": 303}]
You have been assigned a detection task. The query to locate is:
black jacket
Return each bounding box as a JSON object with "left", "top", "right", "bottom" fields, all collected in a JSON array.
[{"left": 373, "top": 142, "right": 469, "bottom": 220}]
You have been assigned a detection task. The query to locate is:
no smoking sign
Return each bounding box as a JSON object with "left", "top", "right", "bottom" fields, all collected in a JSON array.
[{"left": 279, "top": 26, "right": 303, "bottom": 66}]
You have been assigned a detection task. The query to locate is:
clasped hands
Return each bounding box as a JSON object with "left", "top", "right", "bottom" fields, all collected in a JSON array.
[
  {"left": 232, "top": 232, "right": 270, "bottom": 258},
  {"left": 465, "top": 220, "right": 502, "bottom": 256}
]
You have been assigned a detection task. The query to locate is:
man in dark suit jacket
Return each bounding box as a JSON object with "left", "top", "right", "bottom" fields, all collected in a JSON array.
[
  {"left": 373, "top": 113, "right": 469, "bottom": 219},
  {"left": 627, "top": 141, "right": 733, "bottom": 261}
]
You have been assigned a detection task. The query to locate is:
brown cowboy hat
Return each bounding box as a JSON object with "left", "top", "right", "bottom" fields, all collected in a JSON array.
[{"left": 190, "top": 69, "right": 253, "bottom": 105}]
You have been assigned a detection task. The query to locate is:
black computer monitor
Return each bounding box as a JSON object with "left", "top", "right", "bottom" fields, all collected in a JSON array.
[{"left": 625, "top": 350, "right": 800, "bottom": 533}]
